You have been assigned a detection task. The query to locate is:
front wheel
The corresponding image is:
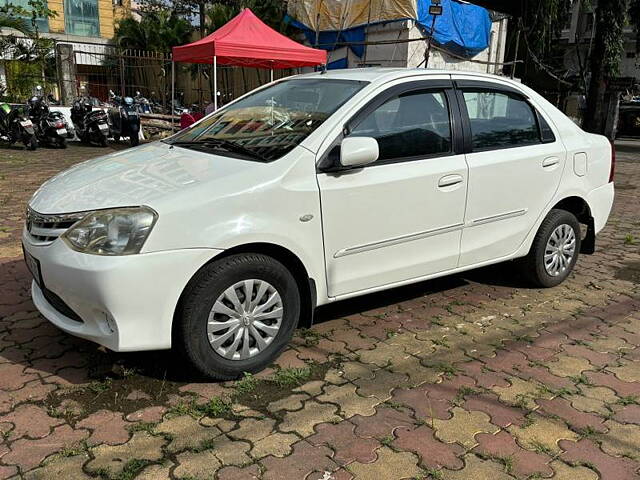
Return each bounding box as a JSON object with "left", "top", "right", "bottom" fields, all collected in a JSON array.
[
  {"left": 175, "top": 254, "right": 301, "bottom": 380},
  {"left": 521, "top": 209, "right": 581, "bottom": 288},
  {"left": 130, "top": 134, "right": 139, "bottom": 147}
]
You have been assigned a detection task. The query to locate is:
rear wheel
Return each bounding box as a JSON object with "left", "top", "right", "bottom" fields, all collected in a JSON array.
[
  {"left": 57, "top": 137, "right": 67, "bottom": 149},
  {"left": 130, "top": 134, "right": 139, "bottom": 147},
  {"left": 25, "top": 136, "right": 37, "bottom": 150},
  {"left": 521, "top": 209, "right": 581, "bottom": 288},
  {"left": 98, "top": 135, "right": 108, "bottom": 147},
  {"left": 176, "top": 254, "right": 300, "bottom": 380}
]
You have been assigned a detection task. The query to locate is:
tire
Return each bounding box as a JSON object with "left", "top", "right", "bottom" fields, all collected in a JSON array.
[
  {"left": 98, "top": 135, "right": 108, "bottom": 147},
  {"left": 176, "top": 253, "right": 301, "bottom": 380},
  {"left": 57, "top": 137, "right": 67, "bottom": 149},
  {"left": 130, "top": 134, "right": 139, "bottom": 147},
  {"left": 25, "top": 136, "right": 37, "bottom": 150},
  {"left": 521, "top": 209, "right": 581, "bottom": 288}
]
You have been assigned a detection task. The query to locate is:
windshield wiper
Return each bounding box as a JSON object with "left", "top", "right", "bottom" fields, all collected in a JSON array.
[{"left": 169, "top": 139, "right": 269, "bottom": 162}]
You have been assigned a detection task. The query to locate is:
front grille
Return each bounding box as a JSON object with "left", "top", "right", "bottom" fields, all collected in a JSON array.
[
  {"left": 26, "top": 208, "right": 85, "bottom": 244},
  {"left": 41, "top": 285, "right": 84, "bottom": 323}
]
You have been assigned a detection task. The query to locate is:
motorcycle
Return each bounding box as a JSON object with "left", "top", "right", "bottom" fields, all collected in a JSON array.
[
  {"left": 0, "top": 103, "right": 38, "bottom": 150},
  {"left": 134, "top": 91, "right": 152, "bottom": 114},
  {"left": 27, "top": 89, "right": 72, "bottom": 148},
  {"left": 71, "top": 97, "right": 110, "bottom": 147},
  {"left": 107, "top": 92, "right": 141, "bottom": 147}
]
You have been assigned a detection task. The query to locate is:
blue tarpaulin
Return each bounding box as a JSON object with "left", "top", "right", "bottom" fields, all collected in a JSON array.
[
  {"left": 287, "top": 0, "right": 491, "bottom": 59},
  {"left": 417, "top": 0, "right": 491, "bottom": 57}
]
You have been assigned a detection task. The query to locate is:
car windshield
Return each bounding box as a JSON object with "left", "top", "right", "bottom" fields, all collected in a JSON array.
[{"left": 164, "top": 78, "right": 368, "bottom": 162}]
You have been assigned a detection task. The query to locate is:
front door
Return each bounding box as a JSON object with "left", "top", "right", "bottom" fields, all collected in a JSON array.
[
  {"left": 455, "top": 80, "right": 566, "bottom": 266},
  {"left": 317, "top": 82, "right": 468, "bottom": 298}
]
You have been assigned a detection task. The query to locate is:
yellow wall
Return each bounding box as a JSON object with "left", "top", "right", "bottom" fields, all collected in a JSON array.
[
  {"left": 46, "top": 0, "right": 125, "bottom": 39},
  {"left": 47, "top": 0, "right": 65, "bottom": 33}
]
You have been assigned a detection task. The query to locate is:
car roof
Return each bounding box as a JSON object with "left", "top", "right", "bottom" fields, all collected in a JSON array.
[{"left": 294, "top": 67, "right": 520, "bottom": 85}]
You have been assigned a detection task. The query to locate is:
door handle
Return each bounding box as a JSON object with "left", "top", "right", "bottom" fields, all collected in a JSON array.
[
  {"left": 542, "top": 156, "right": 560, "bottom": 168},
  {"left": 438, "top": 174, "right": 464, "bottom": 188}
]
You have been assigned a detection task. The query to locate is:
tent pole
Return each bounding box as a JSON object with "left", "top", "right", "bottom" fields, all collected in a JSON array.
[
  {"left": 213, "top": 55, "right": 218, "bottom": 111},
  {"left": 270, "top": 68, "right": 273, "bottom": 83},
  {"left": 171, "top": 60, "right": 175, "bottom": 132}
]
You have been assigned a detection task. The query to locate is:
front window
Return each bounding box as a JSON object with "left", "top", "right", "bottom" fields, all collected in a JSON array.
[
  {"left": 165, "top": 78, "right": 368, "bottom": 162},
  {"left": 64, "top": 0, "right": 100, "bottom": 36}
]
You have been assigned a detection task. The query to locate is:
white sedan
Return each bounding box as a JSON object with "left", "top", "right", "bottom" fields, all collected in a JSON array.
[{"left": 23, "top": 68, "right": 615, "bottom": 379}]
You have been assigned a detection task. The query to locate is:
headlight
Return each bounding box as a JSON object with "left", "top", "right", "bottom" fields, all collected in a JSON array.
[{"left": 62, "top": 206, "right": 157, "bottom": 255}]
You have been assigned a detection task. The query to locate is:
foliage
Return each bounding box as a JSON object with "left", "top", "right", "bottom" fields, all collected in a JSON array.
[
  {"left": 114, "top": 9, "right": 193, "bottom": 52},
  {"left": 0, "top": 0, "right": 57, "bottom": 101}
]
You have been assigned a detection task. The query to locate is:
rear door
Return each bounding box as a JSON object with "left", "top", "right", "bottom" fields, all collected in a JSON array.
[
  {"left": 453, "top": 79, "right": 566, "bottom": 266},
  {"left": 317, "top": 79, "right": 469, "bottom": 297}
]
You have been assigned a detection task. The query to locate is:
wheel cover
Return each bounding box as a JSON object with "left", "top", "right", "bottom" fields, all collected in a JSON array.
[
  {"left": 207, "top": 279, "right": 283, "bottom": 360},
  {"left": 544, "top": 224, "right": 576, "bottom": 277}
]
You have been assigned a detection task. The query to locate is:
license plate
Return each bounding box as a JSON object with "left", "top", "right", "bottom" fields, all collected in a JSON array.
[
  {"left": 20, "top": 121, "right": 32, "bottom": 127},
  {"left": 57, "top": 128, "right": 67, "bottom": 135},
  {"left": 23, "top": 247, "right": 42, "bottom": 288},
  {"left": 98, "top": 123, "right": 108, "bottom": 130}
]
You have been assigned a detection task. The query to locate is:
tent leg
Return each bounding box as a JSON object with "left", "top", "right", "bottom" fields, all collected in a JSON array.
[
  {"left": 171, "top": 60, "right": 175, "bottom": 132},
  {"left": 270, "top": 68, "right": 273, "bottom": 82},
  {"left": 213, "top": 56, "right": 218, "bottom": 111}
]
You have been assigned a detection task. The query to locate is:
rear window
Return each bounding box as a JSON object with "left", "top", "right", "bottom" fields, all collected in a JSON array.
[{"left": 463, "top": 91, "right": 541, "bottom": 150}]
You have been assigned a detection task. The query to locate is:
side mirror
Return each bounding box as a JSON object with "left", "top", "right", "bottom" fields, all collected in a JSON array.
[{"left": 340, "top": 136, "right": 379, "bottom": 168}]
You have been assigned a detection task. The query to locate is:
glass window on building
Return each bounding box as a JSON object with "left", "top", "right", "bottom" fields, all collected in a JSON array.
[
  {"left": 4, "top": 0, "right": 49, "bottom": 32},
  {"left": 64, "top": 0, "right": 100, "bottom": 37}
]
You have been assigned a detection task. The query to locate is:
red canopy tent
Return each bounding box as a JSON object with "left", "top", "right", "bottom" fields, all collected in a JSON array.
[{"left": 171, "top": 8, "right": 327, "bottom": 111}]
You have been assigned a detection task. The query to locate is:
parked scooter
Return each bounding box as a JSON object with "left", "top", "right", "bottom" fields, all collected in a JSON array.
[
  {"left": 0, "top": 103, "right": 37, "bottom": 150},
  {"left": 71, "top": 97, "right": 110, "bottom": 147},
  {"left": 134, "top": 91, "right": 152, "bottom": 114},
  {"left": 27, "top": 87, "right": 71, "bottom": 148},
  {"left": 107, "top": 91, "right": 141, "bottom": 147}
]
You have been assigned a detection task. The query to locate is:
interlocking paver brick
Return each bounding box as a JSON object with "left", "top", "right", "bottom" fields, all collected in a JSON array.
[
  {"left": 560, "top": 438, "right": 640, "bottom": 480},
  {"left": 432, "top": 407, "right": 499, "bottom": 449},
  {"left": 547, "top": 355, "right": 595, "bottom": 378},
  {"left": 347, "top": 446, "right": 423, "bottom": 480},
  {"left": 350, "top": 406, "right": 415, "bottom": 439},
  {"left": 598, "top": 420, "right": 640, "bottom": 459},
  {"left": 0, "top": 404, "right": 63, "bottom": 439},
  {"left": 280, "top": 401, "right": 340, "bottom": 436},
  {"left": 507, "top": 413, "right": 579, "bottom": 455},
  {"left": 464, "top": 391, "right": 527, "bottom": 427},
  {"left": 353, "top": 367, "right": 408, "bottom": 400},
  {"left": 492, "top": 376, "right": 547, "bottom": 409},
  {"left": 393, "top": 424, "right": 464, "bottom": 469},
  {"left": 261, "top": 440, "right": 339, "bottom": 480},
  {"left": 86, "top": 432, "right": 165, "bottom": 476},
  {"left": 308, "top": 421, "right": 379, "bottom": 465},
  {"left": 228, "top": 417, "right": 276, "bottom": 443},
  {"left": 217, "top": 463, "right": 261, "bottom": 480},
  {"left": 474, "top": 430, "right": 553, "bottom": 479},
  {"left": 441, "top": 454, "right": 515, "bottom": 480},
  {"left": 156, "top": 414, "right": 222, "bottom": 452},
  {"left": 608, "top": 361, "right": 640, "bottom": 383},
  {"left": 23, "top": 454, "right": 92, "bottom": 480},
  {"left": 251, "top": 432, "right": 299, "bottom": 459},
  {"left": 536, "top": 397, "right": 607, "bottom": 433},
  {"left": 548, "top": 460, "right": 598, "bottom": 480},
  {"left": 3, "top": 424, "right": 89, "bottom": 472},
  {"left": 317, "top": 384, "right": 379, "bottom": 418},
  {"left": 174, "top": 449, "right": 221, "bottom": 478},
  {"left": 76, "top": 409, "right": 130, "bottom": 446},
  {"left": 613, "top": 403, "right": 640, "bottom": 425}
]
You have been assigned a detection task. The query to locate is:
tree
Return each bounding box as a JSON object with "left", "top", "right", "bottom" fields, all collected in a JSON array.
[
  {"left": 114, "top": 9, "right": 193, "bottom": 52},
  {"left": 582, "top": 0, "right": 633, "bottom": 133}
]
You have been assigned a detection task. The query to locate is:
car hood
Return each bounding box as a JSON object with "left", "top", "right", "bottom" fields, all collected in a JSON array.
[{"left": 29, "top": 142, "right": 263, "bottom": 214}]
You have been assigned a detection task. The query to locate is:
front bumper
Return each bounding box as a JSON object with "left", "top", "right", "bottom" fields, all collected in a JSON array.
[{"left": 24, "top": 233, "right": 222, "bottom": 351}]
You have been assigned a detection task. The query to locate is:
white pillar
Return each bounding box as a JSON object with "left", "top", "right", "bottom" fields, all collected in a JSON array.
[
  {"left": 213, "top": 56, "right": 218, "bottom": 111},
  {"left": 171, "top": 60, "right": 175, "bottom": 132},
  {"left": 270, "top": 68, "right": 273, "bottom": 82}
]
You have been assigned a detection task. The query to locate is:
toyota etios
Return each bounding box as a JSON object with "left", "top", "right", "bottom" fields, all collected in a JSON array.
[{"left": 23, "top": 69, "right": 614, "bottom": 379}]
